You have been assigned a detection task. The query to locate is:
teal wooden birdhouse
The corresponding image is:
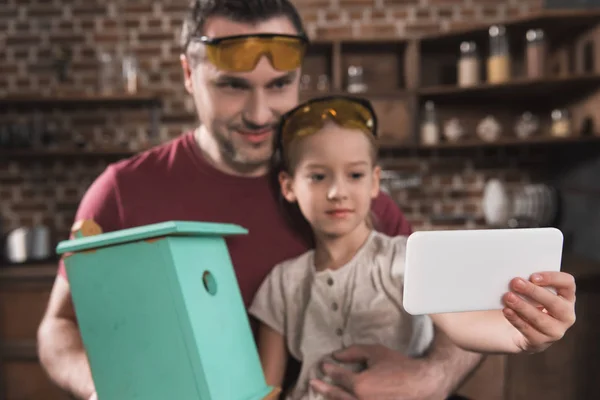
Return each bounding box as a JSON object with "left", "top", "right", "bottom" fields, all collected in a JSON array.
[{"left": 56, "top": 220, "right": 279, "bottom": 400}]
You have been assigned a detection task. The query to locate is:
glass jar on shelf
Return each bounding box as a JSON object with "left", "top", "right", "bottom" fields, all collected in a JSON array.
[
  {"left": 346, "top": 65, "right": 367, "bottom": 93},
  {"left": 487, "top": 25, "right": 511, "bottom": 84},
  {"left": 97, "top": 50, "right": 118, "bottom": 95},
  {"left": 316, "top": 74, "right": 330, "bottom": 92},
  {"left": 458, "top": 41, "right": 480, "bottom": 87},
  {"left": 526, "top": 29, "right": 546, "bottom": 79},
  {"left": 551, "top": 109, "right": 572, "bottom": 138},
  {"left": 300, "top": 74, "right": 312, "bottom": 91},
  {"left": 515, "top": 111, "right": 540, "bottom": 139},
  {"left": 122, "top": 54, "right": 139, "bottom": 94}
]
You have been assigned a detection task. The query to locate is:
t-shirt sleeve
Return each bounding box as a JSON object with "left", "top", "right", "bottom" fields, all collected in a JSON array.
[
  {"left": 57, "top": 165, "right": 124, "bottom": 280},
  {"left": 248, "top": 264, "right": 286, "bottom": 336},
  {"left": 371, "top": 191, "right": 413, "bottom": 237},
  {"left": 381, "top": 235, "right": 436, "bottom": 357},
  {"left": 387, "top": 235, "right": 409, "bottom": 285}
]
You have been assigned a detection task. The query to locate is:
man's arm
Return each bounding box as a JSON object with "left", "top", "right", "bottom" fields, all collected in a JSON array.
[
  {"left": 418, "top": 326, "right": 485, "bottom": 397},
  {"left": 37, "top": 276, "right": 96, "bottom": 399},
  {"left": 37, "top": 166, "right": 124, "bottom": 400},
  {"left": 310, "top": 331, "right": 483, "bottom": 400}
]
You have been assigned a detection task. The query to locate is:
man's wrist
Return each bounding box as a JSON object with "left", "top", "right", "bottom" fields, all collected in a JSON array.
[
  {"left": 415, "top": 356, "right": 454, "bottom": 399},
  {"left": 420, "top": 328, "right": 485, "bottom": 397}
]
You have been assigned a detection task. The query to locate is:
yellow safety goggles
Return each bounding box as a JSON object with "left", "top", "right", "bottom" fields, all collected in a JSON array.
[
  {"left": 186, "top": 33, "right": 309, "bottom": 72},
  {"left": 276, "top": 95, "right": 378, "bottom": 155}
]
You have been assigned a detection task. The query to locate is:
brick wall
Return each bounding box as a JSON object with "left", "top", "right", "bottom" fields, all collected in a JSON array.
[
  {"left": 298, "top": 0, "right": 543, "bottom": 39},
  {"left": 0, "top": 0, "right": 544, "bottom": 251}
]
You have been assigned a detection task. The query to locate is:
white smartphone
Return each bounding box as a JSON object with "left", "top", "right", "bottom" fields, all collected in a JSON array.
[{"left": 402, "top": 227, "right": 564, "bottom": 315}]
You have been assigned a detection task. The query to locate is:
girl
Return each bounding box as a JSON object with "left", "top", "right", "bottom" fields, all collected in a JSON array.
[{"left": 248, "top": 96, "right": 576, "bottom": 400}]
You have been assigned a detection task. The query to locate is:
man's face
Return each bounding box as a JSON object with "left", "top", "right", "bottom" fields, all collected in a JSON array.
[{"left": 181, "top": 16, "right": 302, "bottom": 172}]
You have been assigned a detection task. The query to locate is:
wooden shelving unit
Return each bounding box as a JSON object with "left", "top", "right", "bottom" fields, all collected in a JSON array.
[
  {"left": 0, "top": 260, "right": 63, "bottom": 399},
  {"left": 300, "top": 89, "right": 409, "bottom": 100},
  {"left": 0, "top": 93, "right": 163, "bottom": 145},
  {"left": 3, "top": 10, "right": 598, "bottom": 155},
  {"left": 418, "top": 9, "right": 600, "bottom": 50},
  {"left": 0, "top": 148, "right": 138, "bottom": 158},
  {"left": 378, "top": 133, "right": 600, "bottom": 152},
  {"left": 0, "top": 262, "right": 58, "bottom": 281},
  {"left": 417, "top": 73, "right": 600, "bottom": 101},
  {"left": 0, "top": 93, "right": 161, "bottom": 107},
  {"left": 299, "top": 9, "right": 600, "bottom": 150}
]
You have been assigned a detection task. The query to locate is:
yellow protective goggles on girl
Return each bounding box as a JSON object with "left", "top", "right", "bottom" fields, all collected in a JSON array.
[
  {"left": 186, "top": 33, "right": 309, "bottom": 72},
  {"left": 276, "top": 95, "right": 378, "bottom": 155}
]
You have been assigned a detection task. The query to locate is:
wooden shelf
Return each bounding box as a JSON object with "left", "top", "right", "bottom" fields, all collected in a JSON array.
[
  {"left": 0, "top": 262, "right": 57, "bottom": 282},
  {"left": 419, "top": 9, "right": 600, "bottom": 49},
  {"left": 0, "top": 93, "right": 161, "bottom": 108},
  {"left": 340, "top": 37, "right": 410, "bottom": 45},
  {"left": 417, "top": 74, "right": 600, "bottom": 103},
  {"left": 300, "top": 90, "right": 409, "bottom": 100},
  {"left": 378, "top": 134, "right": 600, "bottom": 151},
  {"left": 0, "top": 340, "right": 38, "bottom": 361},
  {"left": 301, "top": 37, "right": 412, "bottom": 95},
  {"left": 162, "top": 112, "right": 196, "bottom": 124},
  {"left": 0, "top": 148, "right": 138, "bottom": 157},
  {"left": 305, "top": 37, "right": 411, "bottom": 45}
]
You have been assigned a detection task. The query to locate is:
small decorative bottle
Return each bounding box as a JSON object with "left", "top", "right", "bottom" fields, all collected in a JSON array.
[
  {"left": 317, "top": 74, "right": 330, "bottom": 92},
  {"left": 421, "top": 101, "right": 439, "bottom": 145}
]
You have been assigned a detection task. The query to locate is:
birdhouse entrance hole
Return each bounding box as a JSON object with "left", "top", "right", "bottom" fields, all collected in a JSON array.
[{"left": 202, "top": 270, "right": 217, "bottom": 295}]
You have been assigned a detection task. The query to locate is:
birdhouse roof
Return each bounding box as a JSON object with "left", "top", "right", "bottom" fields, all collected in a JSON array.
[{"left": 55, "top": 220, "right": 247, "bottom": 254}]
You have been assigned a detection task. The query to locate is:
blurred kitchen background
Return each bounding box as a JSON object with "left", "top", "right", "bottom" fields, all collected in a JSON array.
[{"left": 1, "top": 0, "right": 599, "bottom": 399}]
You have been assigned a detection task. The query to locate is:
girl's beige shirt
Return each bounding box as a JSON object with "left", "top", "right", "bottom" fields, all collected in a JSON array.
[{"left": 249, "top": 231, "right": 435, "bottom": 400}]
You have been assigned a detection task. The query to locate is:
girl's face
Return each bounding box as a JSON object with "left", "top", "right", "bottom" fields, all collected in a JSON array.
[{"left": 279, "top": 121, "right": 380, "bottom": 238}]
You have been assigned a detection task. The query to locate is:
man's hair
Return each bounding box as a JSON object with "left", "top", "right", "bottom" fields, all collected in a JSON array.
[{"left": 180, "top": 0, "right": 306, "bottom": 51}]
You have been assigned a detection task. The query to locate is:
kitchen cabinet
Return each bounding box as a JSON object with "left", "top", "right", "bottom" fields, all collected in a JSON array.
[
  {"left": 1, "top": 253, "right": 598, "bottom": 400},
  {"left": 0, "top": 264, "right": 72, "bottom": 400}
]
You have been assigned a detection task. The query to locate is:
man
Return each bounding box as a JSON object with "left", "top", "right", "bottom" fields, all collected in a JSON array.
[{"left": 37, "top": 1, "right": 483, "bottom": 399}]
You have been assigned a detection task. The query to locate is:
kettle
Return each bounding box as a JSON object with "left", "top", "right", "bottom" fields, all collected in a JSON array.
[
  {"left": 5, "top": 227, "right": 29, "bottom": 264},
  {"left": 5, "top": 225, "right": 52, "bottom": 264}
]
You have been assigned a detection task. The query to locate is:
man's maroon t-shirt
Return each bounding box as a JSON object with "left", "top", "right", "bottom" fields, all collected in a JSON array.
[{"left": 58, "top": 132, "right": 413, "bottom": 314}]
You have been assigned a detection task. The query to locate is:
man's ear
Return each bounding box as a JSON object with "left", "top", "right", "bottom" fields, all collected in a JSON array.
[
  {"left": 278, "top": 171, "right": 296, "bottom": 203},
  {"left": 180, "top": 54, "right": 194, "bottom": 94},
  {"left": 371, "top": 165, "right": 381, "bottom": 198}
]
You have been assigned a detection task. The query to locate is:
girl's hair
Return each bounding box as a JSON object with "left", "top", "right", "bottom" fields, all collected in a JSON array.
[
  {"left": 269, "top": 121, "right": 380, "bottom": 247},
  {"left": 269, "top": 135, "right": 316, "bottom": 247}
]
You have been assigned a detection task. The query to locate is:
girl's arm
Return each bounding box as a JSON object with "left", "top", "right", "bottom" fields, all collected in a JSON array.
[
  {"left": 430, "top": 311, "right": 520, "bottom": 354},
  {"left": 430, "top": 272, "right": 577, "bottom": 355},
  {"left": 257, "top": 322, "right": 288, "bottom": 388}
]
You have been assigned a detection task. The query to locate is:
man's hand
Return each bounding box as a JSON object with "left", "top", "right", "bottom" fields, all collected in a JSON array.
[
  {"left": 504, "top": 271, "right": 577, "bottom": 353},
  {"left": 310, "top": 344, "right": 450, "bottom": 400}
]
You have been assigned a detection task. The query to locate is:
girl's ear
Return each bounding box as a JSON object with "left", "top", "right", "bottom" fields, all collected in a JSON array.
[
  {"left": 279, "top": 171, "right": 297, "bottom": 203},
  {"left": 371, "top": 165, "right": 381, "bottom": 198}
]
